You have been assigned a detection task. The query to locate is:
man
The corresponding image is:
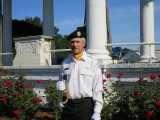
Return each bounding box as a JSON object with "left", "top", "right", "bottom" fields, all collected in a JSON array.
[{"left": 56, "top": 28, "right": 103, "bottom": 120}]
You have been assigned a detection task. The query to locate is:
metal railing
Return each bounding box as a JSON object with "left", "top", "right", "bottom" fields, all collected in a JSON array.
[
  {"left": 49, "top": 49, "right": 71, "bottom": 65},
  {"left": 48, "top": 42, "right": 160, "bottom": 64},
  {"left": 49, "top": 49, "right": 71, "bottom": 53},
  {"left": 106, "top": 42, "right": 160, "bottom": 63},
  {"left": 0, "top": 53, "right": 14, "bottom": 60},
  {"left": 105, "top": 42, "right": 160, "bottom": 46},
  {"left": 0, "top": 53, "right": 14, "bottom": 65},
  {"left": 0, "top": 52, "right": 13, "bottom": 55}
]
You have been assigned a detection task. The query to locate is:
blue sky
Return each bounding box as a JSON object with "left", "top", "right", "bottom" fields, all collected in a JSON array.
[{"left": 12, "top": 0, "right": 160, "bottom": 50}]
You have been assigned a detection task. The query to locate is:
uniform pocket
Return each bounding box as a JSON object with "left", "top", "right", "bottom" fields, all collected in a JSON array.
[
  {"left": 80, "top": 69, "right": 93, "bottom": 76},
  {"left": 79, "top": 69, "right": 93, "bottom": 93},
  {"left": 80, "top": 69, "right": 93, "bottom": 82}
]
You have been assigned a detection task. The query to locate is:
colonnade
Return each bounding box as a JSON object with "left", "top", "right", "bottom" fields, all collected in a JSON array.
[{"left": 1, "top": 0, "right": 156, "bottom": 65}]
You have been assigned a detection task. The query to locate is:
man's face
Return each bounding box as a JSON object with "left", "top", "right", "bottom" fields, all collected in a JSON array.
[{"left": 70, "top": 38, "right": 86, "bottom": 55}]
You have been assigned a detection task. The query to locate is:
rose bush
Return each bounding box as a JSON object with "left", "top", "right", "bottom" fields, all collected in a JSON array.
[
  {"left": 0, "top": 69, "right": 43, "bottom": 119},
  {"left": 44, "top": 80, "right": 62, "bottom": 120},
  {"left": 0, "top": 69, "right": 63, "bottom": 120},
  {"left": 3, "top": 68, "right": 160, "bottom": 120},
  {"left": 102, "top": 72, "right": 160, "bottom": 120}
]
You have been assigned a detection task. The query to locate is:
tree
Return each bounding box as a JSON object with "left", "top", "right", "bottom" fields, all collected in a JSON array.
[
  {"left": 54, "top": 34, "right": 70, "bottom": 64},
  {"left": 12, "top": 18, "right": 42, "bottom": 37},
  {"left": 12, "top": 17, "right": 68, "bottom": 49},
  {"left": 23, "top": 17, "right": 42, "bottom": 27},
  {"left": 121, "top": 48, "right": 133, "bottom": 57}
]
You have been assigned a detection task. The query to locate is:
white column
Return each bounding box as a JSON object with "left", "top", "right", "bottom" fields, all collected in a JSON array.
[
  {"left": 2, "top": 0, "right": 12, "bottom": 66},
  {"left": 139, "top": 0, "right": 156, "bottom": 62},
  {"left": 43, "top": 0, "right": 54, "bottom": 37},
  {"left": 86, "top": 0, "right": 112, "bottom": 65}
]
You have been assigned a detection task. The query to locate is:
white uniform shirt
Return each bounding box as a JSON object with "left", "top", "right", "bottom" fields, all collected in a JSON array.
[{"left": 61, "top": 51, "right": 103, "bottom": 114}]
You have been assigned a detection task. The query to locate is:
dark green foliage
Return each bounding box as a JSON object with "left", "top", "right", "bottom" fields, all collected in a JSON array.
[
  {"left": 102, "top": 74, "right": 160, "bottom": 120},
  {"left": 12, "top": 18, "right": 42, "bottom": 37},
  {"left": 0, "top": 69, "right": 42, "bottom": 119},
  {"left": 44, "top": 80, "right": 62, "bottom": 120},
  {"left": 121, "top": 48, "right": 133, "bottom": 57},
  {"left": 54, "top": 34, "right": 71, "bottom": 64}
]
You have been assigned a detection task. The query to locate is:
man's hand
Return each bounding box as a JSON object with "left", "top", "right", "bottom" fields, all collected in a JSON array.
[
  {"left": 56, "top": 81, "right": 65, "bottom": 91},
  {"left": 91, "top": 112, "right": 100, "bottom": 120}
]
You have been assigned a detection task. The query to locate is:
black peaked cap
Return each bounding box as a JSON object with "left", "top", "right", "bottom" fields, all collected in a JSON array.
[{"left": 67, "top": 26, "right": 86, "bottom": 41}]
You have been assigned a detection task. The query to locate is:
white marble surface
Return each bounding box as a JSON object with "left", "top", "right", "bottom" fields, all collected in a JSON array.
[{"left": 13, "top": 35, "right": 52, "bottom": 66}]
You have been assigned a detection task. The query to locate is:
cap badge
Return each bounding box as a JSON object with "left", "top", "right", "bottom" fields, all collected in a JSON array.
[{"left": 77, "top": 31, "right": 81, "bottom": 37}]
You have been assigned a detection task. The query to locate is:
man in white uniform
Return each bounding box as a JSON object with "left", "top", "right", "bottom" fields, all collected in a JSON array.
[{"left": 56, "top": 28, "right": 103, "bottom": 120}]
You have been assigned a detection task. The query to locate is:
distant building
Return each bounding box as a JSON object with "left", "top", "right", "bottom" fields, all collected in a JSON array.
[
  {"left": 122, "top": 51, "right": 140, "bottom": 63},
  {"left": 122, "top": 50, "right": 160, "bottom": 63}
]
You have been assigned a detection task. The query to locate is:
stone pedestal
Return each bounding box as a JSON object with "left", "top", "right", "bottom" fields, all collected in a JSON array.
[{"left": 13, "top": 35, "right": 52, "bottom": 66}]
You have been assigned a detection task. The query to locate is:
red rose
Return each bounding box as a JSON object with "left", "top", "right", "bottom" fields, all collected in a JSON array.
[
  {"left": 150, "top": 74, "right": 156, "bottom": 80},
  {"left": 26, "top": 84, "right": 30, "bottom": 88},
  {"left": 45, "top": 87, "right": 49, "bottom": 90},
  {"left": 13, "top": 94, "right": 19, "bottom": 97},
  {"left": 4, "top": 70, "right": 9, "bottom": 74},
  {"left": 134, "top": 91, "right": 141, "bottom": 96},
  {"left": 158, "top": 74, "right": 160, "bottom": 78},
  {"left": 2, "top": 98, "right": 7, "bottom": 102},
  {"left": 38, "top": 99, "right": 42, "bottom": 102},
  {"left": 138, "top": 78, "right": 143, "bottom": 82},
  {"left": 1, "top": 69, "right": 9, "bottom": 74},
  {"left": 6, "top": 83, "right": 13, "bottom": 88},
  {"left": 34, "top": 97, "right": 39, "bottom": 101},
  {"left": 144, "top": 111, "right": 153, "bottom": 118},
  {"left": 103, "top": 79, "right": 107, "bottom": 82},
  {"left": 17, "top": 83, "right": 21, "bottom": 87},
  {"left": 5, "top": 81, "right": 11, "bottom": 84},
  {"left": 34, "top": 97, "right": 42, "bottom": 103},
  {"left": 155, "top": 100, "right": 160, "bottom": 106},
  {"left": 104, "top": 89, "right": 108, "bottom": 91},
  {"left": 13, "top": 110, "right": 19, "bottom": 115},
  {"left": 106, "top": 74, "right": 111, "bottom": 78},
  {"left": 141, "top": 104, "right": 147, "bottom": 108},
  {"left": 117, "top": 76, "right": 121, "bottom": 78},
  {"left": 118, "top": 72, "right": 124, "bottom": 76},
  {"left": 37, "top": 80, "right": 43, "bottom": 84},
  {"left": 5, "top": 81, "right": 13, "bottom": 87}
]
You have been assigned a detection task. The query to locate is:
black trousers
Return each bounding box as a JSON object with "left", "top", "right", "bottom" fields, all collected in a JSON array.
[{"left": 61, "top": 97, "right": 94, "bottom": 120}]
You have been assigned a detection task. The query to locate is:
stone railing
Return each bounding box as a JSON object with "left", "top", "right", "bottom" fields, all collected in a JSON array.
[{"left": 2, "top": 63, "right": 160, "bottom": 99}]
